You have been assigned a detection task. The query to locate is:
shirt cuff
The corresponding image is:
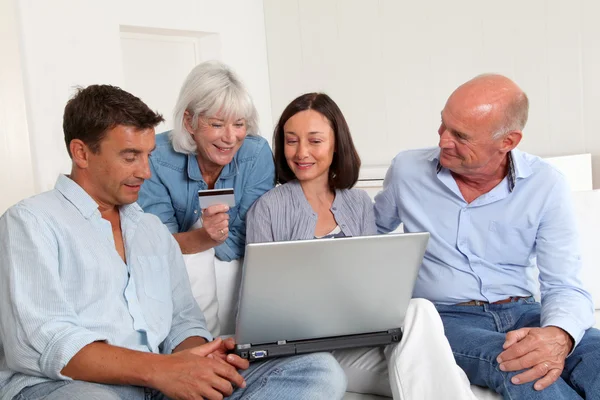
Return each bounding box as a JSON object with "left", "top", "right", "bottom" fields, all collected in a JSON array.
[
  {"left": 541, "top": 317, "right": 585, "bottom": 356},
  {"left": 162, "top": 327, "right": 213, "bottom": 354},
  {"left": 40, "top": 329, "right": 109, "bottom": 380}
]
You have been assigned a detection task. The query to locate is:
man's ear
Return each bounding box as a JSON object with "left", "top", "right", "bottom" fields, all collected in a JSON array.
[
  {"left": 70, "top": 139, "right": 90, "bottom": 169},
  {"left": 501, "top": 130, "right": 522, "bottom": 153}
]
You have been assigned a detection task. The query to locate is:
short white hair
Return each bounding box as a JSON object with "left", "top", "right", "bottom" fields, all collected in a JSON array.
[
  {"left": 492, "top": 91, "right": 529, "bottom": 139},
  {"left": 170, "top": 60, "right": 259, "bottom": 154}
]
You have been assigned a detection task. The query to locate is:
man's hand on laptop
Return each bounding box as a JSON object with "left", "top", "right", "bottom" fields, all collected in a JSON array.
[
  {"left": 496, "top": 326, "right": 573, "bottom": 391},
  {"left": 152, "top": 338, "right": 247, "bottom": 400},
  {"left": 206, "top": 336, "right": 250, "bottom": 371}
]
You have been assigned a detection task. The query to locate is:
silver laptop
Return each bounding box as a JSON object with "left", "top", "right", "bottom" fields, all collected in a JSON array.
[{"left": 234, "top": 232, "right": 430, "bottom": 361}]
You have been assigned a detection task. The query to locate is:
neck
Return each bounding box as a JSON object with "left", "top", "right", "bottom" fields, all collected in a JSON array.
[
  {"left": 298, "top": 175, "right": 334, "bottom": 206},
  {"left": 453, "top": 154, "right": 509, "bottom": 192},
  {"left": 69, "top": 169, "right": 119, "bottom": 218},
  {"left": 197, "top": 155, "right": 224, "bottom": 188}
]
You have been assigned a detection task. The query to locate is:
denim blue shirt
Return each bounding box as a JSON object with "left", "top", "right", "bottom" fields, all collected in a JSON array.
[
  {"left": 138, "top": 133, "right": 275, "bottom": 261},
  {"left": 374, "top": 147, "right": 595, "bottom": 347},
  {"left": 0, "top": 175, "right": 211, "bottom": 400}
]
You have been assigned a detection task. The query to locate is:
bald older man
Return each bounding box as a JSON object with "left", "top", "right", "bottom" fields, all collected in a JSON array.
[{"left": 375, "top": 74, "right": 600, "bottom": 399}]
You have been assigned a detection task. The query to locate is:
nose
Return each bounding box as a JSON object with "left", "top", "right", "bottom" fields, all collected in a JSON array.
[
  {"left": 296, "top": 140, "right": 309, "bottom": 159},
  {"left": 222, "top": 124, "right": 235, "bottom": 143},
  {"left": 138, "top": 155, "right": 152, "bottom": 180},
  {"left": 438, "top": 125, "right": 454, "bottom": 149}
]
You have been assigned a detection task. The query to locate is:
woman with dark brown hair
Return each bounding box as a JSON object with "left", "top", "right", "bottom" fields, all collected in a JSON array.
[{"left": 247, "top": 93, "right": 477, "bottom": 399}]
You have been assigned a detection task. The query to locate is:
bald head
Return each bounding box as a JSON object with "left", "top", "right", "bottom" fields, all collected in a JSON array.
[{"left": 447, "top": 74, "right": 529, "bottom": 139}]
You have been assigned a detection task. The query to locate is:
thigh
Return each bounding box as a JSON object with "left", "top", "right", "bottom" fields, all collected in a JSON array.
[
  {"left": 17, "top": 381, "right": 146, "bottom": 400},
  {"left": 332, "top": 347, "right": 391, "bottom": 397},
  {"left": 564, "top": 327, "right": 600, "bottom": 397}
]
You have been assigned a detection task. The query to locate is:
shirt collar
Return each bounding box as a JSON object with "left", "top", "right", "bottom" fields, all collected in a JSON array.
[
  {"left": 54, "top": 174, "right": 142, "bottom": 221},
  {"left": 187, "top": 153, "right": 239, "bottom": 182},
  {"left": 431, "top": 148, "right": 531, "bottom": 192},
  {"left": 54, "top": 174, "right": 100, "bottom": 219}
]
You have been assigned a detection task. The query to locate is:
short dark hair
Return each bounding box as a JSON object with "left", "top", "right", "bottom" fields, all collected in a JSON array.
[
  {"left": 273, "top": 93, "right": 361, "bottom": 189},
  {"left": 63, "top": 84, "right": 164, "bottom": 157}
]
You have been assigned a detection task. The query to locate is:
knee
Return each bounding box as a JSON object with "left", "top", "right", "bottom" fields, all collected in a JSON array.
[{"left": 294, "top": 352, "right": 347, "bottom": 398}]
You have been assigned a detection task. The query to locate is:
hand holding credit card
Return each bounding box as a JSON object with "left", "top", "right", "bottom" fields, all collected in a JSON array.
[{"left": 198, "top": 188, "right": 236, "bottom": 209}]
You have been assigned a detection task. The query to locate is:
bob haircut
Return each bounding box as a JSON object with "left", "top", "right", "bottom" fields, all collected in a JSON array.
[
  {"left": 170, "top": 60, "right": 259, "bottom": 154},
  {"left": 273, "top": 92, "right": 361, "bottom": 189}
]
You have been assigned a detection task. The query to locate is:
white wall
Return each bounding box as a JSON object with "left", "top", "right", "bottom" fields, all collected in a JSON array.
[
  {"left": 0, "top": 0, "right": 35, "bottom": 214},
  {"left": 13, "top": 0, "right": 272, "bottom": 197},
  {"left": 263, "top": 0, "right": 600, "bottom": 186}
]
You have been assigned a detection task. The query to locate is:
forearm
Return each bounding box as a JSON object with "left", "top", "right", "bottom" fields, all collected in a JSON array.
[
  {"left": 61, "top": 342, "right": 165, "bottom": 387},
  {"left": 173, "top": 228, "right": 219, "bottom": 254},
  {"left": 173, "top": 336, "right": 208, "bottom": 353}
]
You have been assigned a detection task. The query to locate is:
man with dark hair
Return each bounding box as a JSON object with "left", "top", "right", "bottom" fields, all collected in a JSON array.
[
  {"left": 0, "top": 85, "right": 346, "bottom": 400},
  {"left": 375, "top": 74, "right": 600, "bottom": 399}
]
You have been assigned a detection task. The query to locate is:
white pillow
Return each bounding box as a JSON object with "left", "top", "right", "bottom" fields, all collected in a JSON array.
[
  {"left": 572, "top": 189, "right": 600, "bottom": 309},
  {"left": 183, "top": 249, "right": 220, "bottom": 337}
]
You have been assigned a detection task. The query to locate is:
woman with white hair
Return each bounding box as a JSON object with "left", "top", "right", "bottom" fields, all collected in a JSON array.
[
  {"left": 139, "top": 60, "right": 274, "bottom": 262},
  {"left": 138, "top": 61, "right": 275, "bottom": 336}
]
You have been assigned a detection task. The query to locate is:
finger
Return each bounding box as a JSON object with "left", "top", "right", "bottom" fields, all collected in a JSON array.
[
  {"left": 214, "top": 361, "right": 247, "bottom": 389},
  {"left": 497, "top": 335, "right": 536, "bottom": 363},
  {"left": 509, "top": 361, "right": 553, "bottom": 385},
  {"left": 499, "top": 350, "right": 543, "bottom": 372},
  {"left": 191, "top": 337, "right": 223, "bottom": 357},
  {"left": 207, "top": 373, "right": 235, "bottom": 397},
  {"left": 223, "top": 337, "right": 236, "bottom": 351},
  {"left": 226, "top": 353, "right": 250, "bottom": 370},
  {"left": 533, "top": 368, "right": 563, "bottom": 391},
  {"left": 200, "top": 384, "right": 226, "bottom": 400},
  {"left": 203, "top": 204, "right": 230, "bottom": 216},
  {"left": 503, "top": 328, "right": 531, "bottom": 349}
]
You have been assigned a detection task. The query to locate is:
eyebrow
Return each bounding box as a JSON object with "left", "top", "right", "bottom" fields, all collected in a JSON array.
[
  {"left": 440, "top": 116, "right": 468, "bottom": 138},
  {"left": 284, "top": 131, "right": 325, "bottom": 135},
  {"left": 119, "top": 146, "right": 156, "bottom": 155}
]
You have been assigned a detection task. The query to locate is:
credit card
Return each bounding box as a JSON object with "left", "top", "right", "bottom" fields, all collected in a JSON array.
[{"left": 198, "top": 188, "right": 236, "bottom": 209}]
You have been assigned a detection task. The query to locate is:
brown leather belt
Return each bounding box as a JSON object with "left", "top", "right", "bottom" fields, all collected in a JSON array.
[{"left": 457, "top": 296, "right": 531, "bottom": 306}]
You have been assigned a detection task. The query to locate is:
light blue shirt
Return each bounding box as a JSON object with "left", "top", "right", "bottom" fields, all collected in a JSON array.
[
  {"left": 374, "top": 147, "right": 595, "bottom": 347},
  {"left": 0, "top": 175, "right": 211, "bottom": 400},
  {"left": 138, "top": 133, "right": 275, "bottom": 262}
]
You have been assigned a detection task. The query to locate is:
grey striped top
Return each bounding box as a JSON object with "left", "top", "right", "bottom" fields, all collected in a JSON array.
[{"left": 246, "top": 180, "right": 376, "bottom": 243}]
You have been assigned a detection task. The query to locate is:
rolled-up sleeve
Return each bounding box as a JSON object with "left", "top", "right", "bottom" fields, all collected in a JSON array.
[
  {"left": 536, "top": 176, "right": 595, "bottom": 349},
  {"left": 160, "top": 234, "right": 212, "bottom": 354},
  {"left": 215, "top": 142, "right": 275, "bottom": 261},
  {"left": 0, "top": 206, "right": 108, "bottom": 380},
  {"left": 374, "top": 158, "right": 402, "bottom": 233}
]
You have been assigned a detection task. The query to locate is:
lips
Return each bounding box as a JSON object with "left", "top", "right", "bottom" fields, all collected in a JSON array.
[
  {"left": 214, "top": 144, "right": 234, "bottom": 153},
  {"left": 294, "top": 162, "right": 314, "bottom": 170}
]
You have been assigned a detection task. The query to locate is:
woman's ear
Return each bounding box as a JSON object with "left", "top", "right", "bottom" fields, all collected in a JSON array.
[{"left": 183, "top": 110, "right": 195, "bottom": 135}]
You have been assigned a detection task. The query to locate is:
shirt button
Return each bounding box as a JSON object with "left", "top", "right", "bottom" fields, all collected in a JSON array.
[
  {"left": 194, "top": 210, "right": 198, "bottom": 214},
  {"left": 332, "top": 207, "right": 337, "bottom": 211}
]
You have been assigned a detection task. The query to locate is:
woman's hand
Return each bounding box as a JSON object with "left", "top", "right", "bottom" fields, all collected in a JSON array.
[{"left": 202, "top": 204, "right": 230, "bottom": 243}]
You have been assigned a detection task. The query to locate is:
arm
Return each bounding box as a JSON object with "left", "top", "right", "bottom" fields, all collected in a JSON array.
[
  {"left": 0, "top": 206, "right": 109, "bottom": 380},
  {"left": 360, "top": 190, "right": 377, "bottom": 235},
  {"left": 160, "top": 233, "right": 213, "bottom": 355},
  {"left": 496, "top": 175, "right": 594, "bottom": 390},
  {"left": 215, "top": 142, "right": 275, "bottom": 260},
  {"left": 246, "top": 196, "right": 275, "bottom": 244},
  {"left": 374, "top": 159, "right": 402, "bottom": 233}
]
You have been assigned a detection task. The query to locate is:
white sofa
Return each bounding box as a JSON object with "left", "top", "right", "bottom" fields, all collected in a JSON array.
[{"left": 209, "top": 155, "right": 600, "bottom": 400}]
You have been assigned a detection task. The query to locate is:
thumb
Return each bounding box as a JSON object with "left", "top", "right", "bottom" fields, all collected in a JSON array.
[
  {"left": 503, "top": 328, "right": 530, "bottom": 349},
  {"left": 190, "top": 337, "right": 222, "bottom": 357}
]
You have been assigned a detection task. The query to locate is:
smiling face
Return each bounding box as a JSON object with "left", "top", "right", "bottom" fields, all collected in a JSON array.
[
  {"left": 186, "top": 112, "right": 247, "bottom": 170},
  {"left": 77, "top": 124, "right": 156, "bottom": 208},
  {"left": 283, "top": 109, "right": 335, "bottom": 186}
]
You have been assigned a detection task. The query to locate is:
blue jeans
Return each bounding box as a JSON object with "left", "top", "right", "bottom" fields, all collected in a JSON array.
[
  {"left": 436, "top": 298, "right": 600, "bottom": 399},
  {"left": 15, "top": 353, "right": 346, "bottom": 400}
]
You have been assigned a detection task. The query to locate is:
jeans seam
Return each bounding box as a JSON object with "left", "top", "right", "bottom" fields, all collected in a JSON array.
[
  {"left": 243, "top": 367, "right": 283, "bottom": 400},
  {"left": 452, "top": 352, "right": 514, "bottom": 400}
]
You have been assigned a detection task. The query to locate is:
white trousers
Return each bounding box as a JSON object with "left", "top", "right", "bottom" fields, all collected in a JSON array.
[{"left": 333, "top": 298, "right": 477, "bottom": 400}]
